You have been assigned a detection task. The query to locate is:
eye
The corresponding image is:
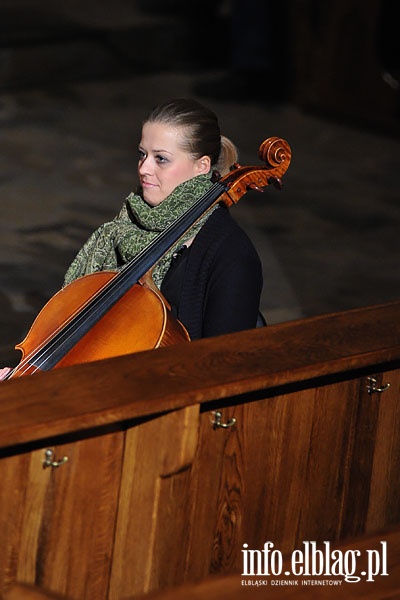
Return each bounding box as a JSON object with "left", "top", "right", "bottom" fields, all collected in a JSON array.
[
  {"left": 138, "top": 149, "right": 146, "bottom": 161},
  {"left": 155, "top": 154, "right": 168, "bottom": 164}
]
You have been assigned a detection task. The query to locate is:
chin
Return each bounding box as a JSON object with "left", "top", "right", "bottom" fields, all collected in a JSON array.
[
  {"left": 145, "top": 197, "right": 164, "bottom": 208},
  {"left": 144, "top": 194, "right": 163, "bottom": 207},
  {"left": 141, "top": 188, "right": 155, "bottom": 205}
]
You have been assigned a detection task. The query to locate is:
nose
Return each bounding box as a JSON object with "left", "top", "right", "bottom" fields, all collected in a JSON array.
[{"left": 138, "top": 155, "right": 152, "bottom": 175}]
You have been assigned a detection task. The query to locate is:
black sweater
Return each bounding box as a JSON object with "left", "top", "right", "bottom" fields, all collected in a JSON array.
[{"left": 161, "top": 205, "right": 263, "bottom": 340}]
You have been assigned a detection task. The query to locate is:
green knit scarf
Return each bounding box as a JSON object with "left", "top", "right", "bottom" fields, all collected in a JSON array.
[{"left": 63, "top": 174, "right": 215, "bottom": 289}]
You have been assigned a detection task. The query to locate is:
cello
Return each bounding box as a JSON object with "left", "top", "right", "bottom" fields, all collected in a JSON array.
[{"left": 4, "top": 137, "right": 291, "bottom": 379}]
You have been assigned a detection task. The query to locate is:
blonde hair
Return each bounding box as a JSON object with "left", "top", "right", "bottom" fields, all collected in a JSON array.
[
  {"left": 145, "top": 98, "right": 238, "bottom": 177},
  {"left": 217, "top": 135, "right": 238, "bottom": 176}
]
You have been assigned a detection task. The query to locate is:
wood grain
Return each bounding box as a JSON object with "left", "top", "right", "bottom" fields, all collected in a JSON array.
[{"left": 0, "top": 301, "right": 399, "bottom": 449}]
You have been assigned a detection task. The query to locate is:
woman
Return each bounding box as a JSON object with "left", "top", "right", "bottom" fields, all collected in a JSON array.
[{"left": 0, "top": 98, "right": 263, "bottom": 380}]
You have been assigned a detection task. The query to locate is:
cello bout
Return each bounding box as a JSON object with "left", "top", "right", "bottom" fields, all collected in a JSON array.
[{"left": 10, "top": 272, "right": 190, "bottom": 377}]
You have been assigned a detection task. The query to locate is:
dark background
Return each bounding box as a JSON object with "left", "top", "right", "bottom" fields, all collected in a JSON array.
[{"left": 1, "top": 0, "right": 399, "bottom": 131}]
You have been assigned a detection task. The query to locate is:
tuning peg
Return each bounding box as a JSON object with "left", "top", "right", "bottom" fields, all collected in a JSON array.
[
  {"left": 267, "top": 176, "right": 283, "bottom": 189},
  {"left": 247, "top": 183, "right": 264, "bottom": 192}
]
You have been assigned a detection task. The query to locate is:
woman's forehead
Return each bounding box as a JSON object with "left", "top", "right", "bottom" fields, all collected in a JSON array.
[{"left": 140, "top": 122, "right": 188, "bottom": 150}]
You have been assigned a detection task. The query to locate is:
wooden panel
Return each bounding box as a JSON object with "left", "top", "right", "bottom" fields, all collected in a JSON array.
[
  {"left": 0, "top": 432, "right": 123, "bottom": 600},
  {"left": 367, "top": 368, "right": 400, "bottom": 530},
  {"left": 183, "top": 405, "right": 236, "bottom": 580},
  {"left": 337, "top": 375, "right": 381, "bottom": 538},
  {"left": 185, "top": 377, "right": 382, "bottom": 581},
  {"left": 13, "top": 449, "right": 53, "bottom": 582},
  {"left": 0, "top": 452, "right": 33, "bottom": 597},
  {"left": 109, "top": 404, "right": 200, "bottom": 599},
  {"left": 37, "top": 432, "right": 123, "bottom": 599}
]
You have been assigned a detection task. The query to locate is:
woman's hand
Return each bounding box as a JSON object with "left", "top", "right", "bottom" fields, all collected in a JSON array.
[{"left": 0, "top": 367, "right": 11, "bottom": 381}]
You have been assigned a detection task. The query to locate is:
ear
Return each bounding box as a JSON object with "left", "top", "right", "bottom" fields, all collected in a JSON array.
[{"left": 196, "top": 155, "right": 211, "bottom": 174}]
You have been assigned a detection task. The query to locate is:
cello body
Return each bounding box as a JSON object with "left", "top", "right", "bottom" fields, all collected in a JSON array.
[{"left": 11, "top": 273, "right": 189, "bottom": 377}]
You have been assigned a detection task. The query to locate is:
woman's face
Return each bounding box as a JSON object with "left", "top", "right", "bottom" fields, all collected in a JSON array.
[{"left": 138, "top": 122, "right": 211, "bottom": 207}]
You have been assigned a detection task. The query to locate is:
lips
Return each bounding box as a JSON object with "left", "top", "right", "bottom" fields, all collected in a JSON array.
[{"left": 141, "top": 180, "right": 157, "bottom": 188}]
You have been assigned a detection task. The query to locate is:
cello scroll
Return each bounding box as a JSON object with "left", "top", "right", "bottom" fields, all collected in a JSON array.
[{"left": 218, "top": 136, "right": 291, "bottom": 206}]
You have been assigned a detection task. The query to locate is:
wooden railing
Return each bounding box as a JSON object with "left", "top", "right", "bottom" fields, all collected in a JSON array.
[{"left": 0, "top": 301, "right": 399, "bottom": 599}]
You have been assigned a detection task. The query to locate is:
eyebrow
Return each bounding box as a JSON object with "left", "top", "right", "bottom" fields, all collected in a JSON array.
[
  {"left": 153, "top": 149, "right": 173, "bottom": 155},
  {"left": 138, "top": 144, "right": 173, "bottom": 155}
]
